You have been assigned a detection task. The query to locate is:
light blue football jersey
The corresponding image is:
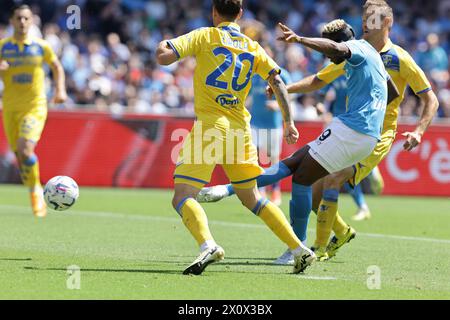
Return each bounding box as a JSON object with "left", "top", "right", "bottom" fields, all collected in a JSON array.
[
  {"left": 323, "top": 74, "right": 348, "bottom": 116},
  {"left": 337, "top": 39, "right": 389, "bottom": 140}
]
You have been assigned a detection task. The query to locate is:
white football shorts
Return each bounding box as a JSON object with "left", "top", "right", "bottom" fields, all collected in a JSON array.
[{"left": 308, "top": 117, "right": 378, "bottom": 174}]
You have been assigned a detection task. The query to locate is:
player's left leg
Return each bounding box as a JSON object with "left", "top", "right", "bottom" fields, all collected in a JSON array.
[
  {"left": 16, "top": 137, "right": 46, "bottom": 217},
  {"left": 6, "top": 108, "right": 47, "bottom": 217},
  {"left": 197, "top": 145, "right": 303, "bottom": 203},
  {"left": 274, "top": 146, "right": 329, "bottom": 265}
]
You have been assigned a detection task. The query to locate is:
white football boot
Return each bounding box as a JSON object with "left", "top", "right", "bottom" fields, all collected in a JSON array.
[
  {"left": 351, "top": 206, "right": 371, "bottom": 221},
  {"left": 273, "top": 249, "right": 294, "bottom": 265},
  {"left": 292, "top": 247, "right": 317, "bottom": 274},
  {"left": 183, "top": 245, "right": 225, "bottom": 275},
  {"left": 196, "top": 185, "right": 230, "bottom": 203}
]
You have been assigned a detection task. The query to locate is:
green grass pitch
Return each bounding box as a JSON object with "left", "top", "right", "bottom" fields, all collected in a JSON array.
[{"left": 0, "top": 184, "right": 449, "bottom": 299}]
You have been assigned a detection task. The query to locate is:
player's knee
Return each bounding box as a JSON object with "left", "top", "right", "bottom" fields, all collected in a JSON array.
[
  {"left": 172, "top": 194, "right": 188, "bottom": 211},
  {"left": 239, "top": 196, "right": 257, "bottom": 211},
  {"left": 171, "top": 195, "right": 179, "bottom": 210},
  {"left": 234, "top": 189, "right": 259, "bottom": 211},
  {"left": 323, "top": 168, "right": 353, "bottom": 190}
]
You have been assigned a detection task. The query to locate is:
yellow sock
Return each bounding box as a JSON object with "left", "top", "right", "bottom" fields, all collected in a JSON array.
[
  {"left": 28, "top": 160, "right": 41, "bottom": 190},
  {"left": 332, "top": 211, "right": 349, "bottom": 238},
  {"left": 257, "top": 199, "right": 301, "bottom": 250},
  {"left": 179, "top": 198, "right": 214, "bottom": 246},
  {"left": 315, "top": 199, "right": 338, "bottom": 247}
]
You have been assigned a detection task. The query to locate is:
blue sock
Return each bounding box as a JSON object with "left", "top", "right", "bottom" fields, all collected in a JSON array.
[
  {"left": 344, "top": 182, "right": 366, "bottom": 208},
  {"left": 226, "top": 184, "right": 235, "bottom": 196},
  {"left": 289, "top": 182, "right": 312, "bottom": 243},
  {"left": 23, "top": 154, "right": 37, "bottom": 166},
  {"left": 226, "top": 162, "right": 292, "bottom": 196}
]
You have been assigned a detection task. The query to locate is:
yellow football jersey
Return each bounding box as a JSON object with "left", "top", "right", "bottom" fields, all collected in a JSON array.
[
  {"left": 316, "top": 39, "right": 431, "bottom": 133},
  {"left": 168, "top": 22, "right": 280, "bottom": 129},
  {"left": 0, "top": 36, "right": 57, "bottom": 111}
]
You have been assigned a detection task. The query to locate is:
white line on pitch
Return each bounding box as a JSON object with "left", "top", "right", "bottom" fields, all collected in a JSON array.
[
  {"left": 1, "top": 204, "right": 450, "bottom": 245},
  {"left": 300, "top": 276, "right": 338, "bottom": 280}
]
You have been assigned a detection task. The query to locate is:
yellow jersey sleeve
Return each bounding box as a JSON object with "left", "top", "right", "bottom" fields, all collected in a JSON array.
[
  {"left": 399, "top": 50, "right": 432, "bottom": 95},
  {"left": 254, "top": 44, "right": 280, "bottom": 79},
  {"left": 167, "top": 28, "right": 207, "bottom": 59},
  {"left": 316, "top": 62, "right": 345, "bottom": 84}
]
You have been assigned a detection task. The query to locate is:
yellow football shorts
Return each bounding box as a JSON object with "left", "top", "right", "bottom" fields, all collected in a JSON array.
[
  {"left": 2, "top": 105, "right": 48, "bottom": 152},
  {"left": 174, "top": 121, "right": 264, "bottom": 189},
  {"left": 350, "top": 129, "right": 396, "bottom": 187}
]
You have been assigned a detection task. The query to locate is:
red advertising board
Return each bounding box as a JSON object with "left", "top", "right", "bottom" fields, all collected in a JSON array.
[{"left": 0, "top": 111, "right": 449, "bottom": 196}]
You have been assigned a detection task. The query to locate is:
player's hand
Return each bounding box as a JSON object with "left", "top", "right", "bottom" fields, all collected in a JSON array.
[
  {"left": 402, "top": 131, "right": 422, "bottom": 151},
  {"left": 265, "top": 85, "right": 274, "bottom": 99},
  {"left": 277, "top": 23, "right": 301, "bottom": 43},
  {"left": 0, "top": 60, "right": 9, "bottom": 72},
  {"left": 284, "top": 121, "right": 299, "bottom": 145},
  {"left": 52, "top": 90, "right": 68, "bottom": 104}
]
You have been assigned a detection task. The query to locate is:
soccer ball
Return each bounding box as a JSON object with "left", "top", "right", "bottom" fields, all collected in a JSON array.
[{"left": 44, "top": 176, "right": 79, "bottom": 211}]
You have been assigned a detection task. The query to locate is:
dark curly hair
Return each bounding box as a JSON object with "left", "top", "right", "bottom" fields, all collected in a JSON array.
[{"left": 213, "top": 0, "right": 243, "bottom": 20}]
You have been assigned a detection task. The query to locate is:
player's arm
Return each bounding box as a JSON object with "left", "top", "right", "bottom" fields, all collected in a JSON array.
[
  {"left": 400, "top": 52, "right": 439, "bottom": 151},
  {"left": 288, "top": 75, "right": 327, "bottom": 94},
  {"left": 267, "top": 72, "right": 298, "bottom": 144},
  {"left": 387, "top": 77, "right": 399, "bottom": 105},
  {"left": 402, "top": 90, "right": 439, "bottom": 151},
  {"left": 157, "top": 29, "right": 202, "bottom": 65},
  {"left": 277, "top": 23, "right": 350, "bottom": 62},
  {"left": 266, "top": 75, "right": 328, "bottom": 98},
  {"left": 49, "top": 58, "right": 67, "bottom": 103},
  {"left": 156, "top": 40, "right": 178, "bottom": 66},
  {"left": 42, "top": 40, "right": 67, "bottom": 103}
]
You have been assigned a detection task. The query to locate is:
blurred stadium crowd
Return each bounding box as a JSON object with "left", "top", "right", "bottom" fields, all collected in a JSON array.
[{"left": 0, "top": 0, "right": 449, "bottom": 119}]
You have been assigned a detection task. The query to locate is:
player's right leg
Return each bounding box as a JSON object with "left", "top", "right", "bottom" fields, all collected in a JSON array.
[
  {"left": 233, "top": 183, "right": 316, "bottom": 274},
  {"left": 172, "top": 126, "right": 224, "bottom": 275},
  {"left": 172, "top": 182, "right": 224, "bottom": 276},
  {"left": 299, "top": 118, "right": 376, "bottom": 260},
  {"left": 315, "top": 131, "right": 394, "bottom": 258},
  {"left": 312, "top": 167, "right": 355, "bottom": 261},
  {"left": 223, "top": 145, "right": 316, "bottom": 274}
]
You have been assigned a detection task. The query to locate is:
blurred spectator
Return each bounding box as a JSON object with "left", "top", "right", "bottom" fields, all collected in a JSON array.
[
  {"left": 416, "top": 33, "right": 449, "bottom": 89},
  {"left": 0, "top": 0, "right": 448, "bottom": 120}
]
